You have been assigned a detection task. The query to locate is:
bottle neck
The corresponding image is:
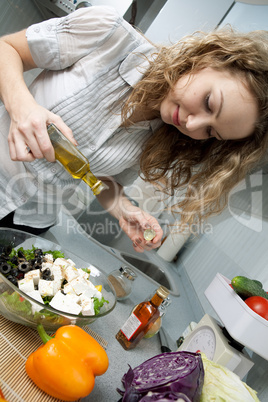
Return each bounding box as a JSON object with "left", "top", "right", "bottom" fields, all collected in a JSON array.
[
  {"left": 82, "top": 172, "right": 106, "bottom": 195},
  {"left": 150, "top": 293, "right": 165, "bottom": 308}
]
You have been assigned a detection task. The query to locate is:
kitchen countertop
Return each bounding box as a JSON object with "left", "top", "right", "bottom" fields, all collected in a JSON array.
[{"left": 41, "top": 209, "right": 204, "bottom": 402}]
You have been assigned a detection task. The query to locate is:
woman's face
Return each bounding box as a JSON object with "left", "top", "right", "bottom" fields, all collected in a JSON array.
[{"left": 159, "top": 67, "right": 258, "bottom": 141}]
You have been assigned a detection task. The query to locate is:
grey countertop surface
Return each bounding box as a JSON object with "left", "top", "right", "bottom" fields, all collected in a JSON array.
[{"left": 41, "top": 210, "right": 204, "bottom": 402}]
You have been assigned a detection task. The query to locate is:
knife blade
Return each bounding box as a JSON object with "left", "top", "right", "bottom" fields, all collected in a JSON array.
[{"left": 158, "top": 327, "right": 172, "bottom": 353}]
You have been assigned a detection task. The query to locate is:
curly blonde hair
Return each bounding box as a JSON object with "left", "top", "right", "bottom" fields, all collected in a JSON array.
[{"left": 121, "top": 27, "right": 268, "bottom": 226}]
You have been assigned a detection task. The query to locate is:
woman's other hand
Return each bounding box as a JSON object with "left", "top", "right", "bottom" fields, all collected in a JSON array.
[{"left": 119, "top": 204, "right": 163, "bottom": 253}]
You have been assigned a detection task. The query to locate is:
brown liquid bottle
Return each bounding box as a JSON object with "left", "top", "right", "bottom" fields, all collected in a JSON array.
[
  {"left": 47, "top": 124, "right": 105, "bottom": 196},
  {"left": 116, "top": 285, "right": 169, "bottom": 350}
]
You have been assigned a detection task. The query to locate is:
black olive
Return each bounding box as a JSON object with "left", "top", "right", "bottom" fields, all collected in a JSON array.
[
  {"left": 42, "top": 268, "right": 51, "bottom": 278},
  {"left": 10, "top": 256, "right": 19, "bottom": 265},
  {"left": 6, "top": 275, "right": 18, "bottom": 286},
  {"left": 10, "top": 268, "right": 18, "bottom": 277},
  {"left": 35, "top": 257, "right": 43, "bottom": 264},
  {"left": 34, "top": 248, "right": 43, "bottom": 257},
  {"left": 34, "top": 264, "right": 42, "bottom": 270},
  {"left": 17, "top": 250, "right": 26, "bottom": 259},
  {"left": 18, "top": 262, "right": 30, "bottom": 273},
  {"left": 44, "top": 276, "right": 53, "bottom": 281},
  {"left": 0, "top": 263, "right": 11, "bottom": 276},
  {"left": 0, "top": 254, "right": 9, "bottom": 261}
]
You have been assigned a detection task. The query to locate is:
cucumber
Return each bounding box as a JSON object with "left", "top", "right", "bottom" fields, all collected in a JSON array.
[
  {"left": 252, "top": 279, "right": 263, "bottom": 288},
  {"left": 231, "top": 276, "right": 268, "bottom": 300}
]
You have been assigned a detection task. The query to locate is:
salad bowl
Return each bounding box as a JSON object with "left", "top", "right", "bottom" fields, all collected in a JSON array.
[{"left": 0, "top": 228, "right": 117, "bottom": 332}]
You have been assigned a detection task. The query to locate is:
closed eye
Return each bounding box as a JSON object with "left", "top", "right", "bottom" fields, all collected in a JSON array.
[
  {"left": 206, "top": 126, "right": 212, "bottom": 138},
  {"left": 205, "top": 95, "right": 211, "bottom": 112}
]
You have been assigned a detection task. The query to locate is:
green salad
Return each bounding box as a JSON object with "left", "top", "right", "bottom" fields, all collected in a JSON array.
[{"left": 0, "top": 245, "right": 108, "bottom": 323}]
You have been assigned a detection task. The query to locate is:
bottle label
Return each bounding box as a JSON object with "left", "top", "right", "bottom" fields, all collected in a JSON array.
[{"left": 120, "top": 313, "right": 142, "bottom": 340}]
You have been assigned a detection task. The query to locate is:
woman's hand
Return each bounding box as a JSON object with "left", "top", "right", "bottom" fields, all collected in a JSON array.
[
  {"left": 118, "top": 203, "right": 163, "bottom": 253},
  {"left": 96, "top": 179, "right": 163, "bottom": 253},
  {"left": 8, "top": 101, "right": 76, "bottom": 162}
]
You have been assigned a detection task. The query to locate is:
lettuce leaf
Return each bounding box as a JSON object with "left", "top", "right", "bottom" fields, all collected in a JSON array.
[
  {"left": 200, "top": 353, "right": 259, "bottom": 402},
  {"left": 93, "top": 296, "right": 109, "bottom": 315}
]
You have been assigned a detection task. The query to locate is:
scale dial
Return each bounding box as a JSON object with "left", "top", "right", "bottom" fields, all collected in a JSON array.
[
  {"left": 180, "top": 325, "right": 216, "bottom": 360},
  {"left": 177, "top": 314, "right": 254, "bottom": 379}
]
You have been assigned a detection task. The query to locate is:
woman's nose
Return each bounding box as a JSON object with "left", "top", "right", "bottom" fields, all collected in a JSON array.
[{"left": 186, "top": 114, "right": 209, "bottom": 132}]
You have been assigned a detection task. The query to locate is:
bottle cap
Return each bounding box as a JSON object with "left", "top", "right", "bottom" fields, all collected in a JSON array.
[
  {"left": 156, "top": 286, "right": 170, "bottom": 300},
  {"left": 143, "top": 228, "right": 156, "bottom": 241}
]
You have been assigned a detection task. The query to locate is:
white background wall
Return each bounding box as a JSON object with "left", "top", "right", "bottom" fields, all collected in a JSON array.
[{"left": 145, "top": 0, "right": 233, "bottom": 43}]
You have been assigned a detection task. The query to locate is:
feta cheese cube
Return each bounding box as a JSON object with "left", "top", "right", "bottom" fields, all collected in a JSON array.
[
  {"left": 24, "top": 269, "right": 40, "bottom": 286},
  {"left": 68, "top": 277, "right": 91, "bottom": 295},
  {"left": 53, "top": 279, "right": 62, "bottom": 295},
  {"left": 79, "top": 288, "right": 97, "bottom": 302},
  {"left": 18, "top": 278, "right": 35, "bottom": 293},
  {"left": 63, "top": 283, "right": 76, "bottom": 294},
  {"left": 43, "top": 253, "right": 54, "bottom": 263},
  {"left": 27, "top": 290, "right": 44, "bottom": 313},
  {"left": 38, "top": 279, "right": 54, "bottom": 297},
  {"left": 77, "top": 268, "right": 90, "bottom": 280},
  {"left": 42, "top": 262, "right": 53, "bottom": 271},
  {"left": 63, "top": 265, "right": 79, "bottom": 282},
  {"left": 50, "top": 291, "right": 82, "bottom": 315},
  {"left": 66, "top": 258, "right": 76, "bottom": 266},
  {"left": 81, "top": 298, "right": 95, "bottom": 316},
  {"left": 65, "top": 292, "right": 80, "bottom": 304},
  {"left": 85, "top": 279, "right": 97, "bottom": 290},
  {"left": 53, "top": 258, "right": 70, "bottom": 268},
  {"left": 51, "top": 264, "right": 63, "bottom": 282}
]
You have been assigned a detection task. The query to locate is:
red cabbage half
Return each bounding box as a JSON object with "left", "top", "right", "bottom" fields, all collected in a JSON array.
[
  {"left": 140, "top": 391, "right": 192, "bottom": 401},
  {"left": 118, "top": 351, "right": 204, "bottom": 402}
]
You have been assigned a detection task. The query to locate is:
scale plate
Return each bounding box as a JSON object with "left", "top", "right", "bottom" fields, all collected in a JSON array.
[{"left": 205, "top": 273, "right": 268, "bottom": 360}]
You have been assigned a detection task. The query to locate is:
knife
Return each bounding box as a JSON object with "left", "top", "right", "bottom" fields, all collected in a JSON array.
[{"left": 158, "top": 327, "right": 172, "bottom": 353}]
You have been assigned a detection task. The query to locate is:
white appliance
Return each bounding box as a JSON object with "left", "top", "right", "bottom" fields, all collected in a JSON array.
[{"left": 32, "top": 0, "right": 133, "bottom": 18}]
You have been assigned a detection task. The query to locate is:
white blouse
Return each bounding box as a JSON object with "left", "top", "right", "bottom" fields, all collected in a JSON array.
[{"left": 0, "top": 6, "right": 162, "bottom": 228}]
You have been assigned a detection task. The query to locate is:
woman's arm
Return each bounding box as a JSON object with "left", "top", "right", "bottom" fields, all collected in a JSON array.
[
  {"left": 97, "top": 179, "right": 163, "bottom": 253},
  {"left": 0, "top": 30, "right": 75, "bottom": 162}
]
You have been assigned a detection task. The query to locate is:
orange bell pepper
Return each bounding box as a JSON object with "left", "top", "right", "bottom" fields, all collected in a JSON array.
[
  {"left": 0, "top": 386, "right": 8, "bottom": 402},
  {"left": 25, "top": 324, "right": 109, "bottom": 401}
]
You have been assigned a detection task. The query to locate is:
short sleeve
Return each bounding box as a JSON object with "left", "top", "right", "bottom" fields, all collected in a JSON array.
[{"left": 26, "top": 6, "right": 122, "bottom": 70}]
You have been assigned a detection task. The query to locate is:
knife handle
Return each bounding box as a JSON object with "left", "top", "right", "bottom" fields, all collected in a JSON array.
[{"left": 161, "top": 345, "right": 172, "bottom": 353}]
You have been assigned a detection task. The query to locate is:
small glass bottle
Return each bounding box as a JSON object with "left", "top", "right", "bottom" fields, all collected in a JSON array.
[
  {"left": 47, "top": 124, "right": 105, "bottom": 195},
  {"left": 116, "top": 285, "right": 169, "bottom": 350},
  {"left": 108, "top": 267, "right": 137, "bottom": 300}
]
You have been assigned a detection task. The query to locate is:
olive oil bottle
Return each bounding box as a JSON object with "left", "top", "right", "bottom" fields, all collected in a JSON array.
[{"left": 47, "top": 124, "right": 105, "bottom": 195}]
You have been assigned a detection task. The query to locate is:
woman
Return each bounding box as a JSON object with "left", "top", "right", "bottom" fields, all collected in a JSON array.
[{"left": 0, "top": 6, "right": 267, "bottom": 252}]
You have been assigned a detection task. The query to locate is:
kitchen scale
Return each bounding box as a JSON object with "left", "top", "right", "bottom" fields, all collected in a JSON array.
[{"left": 177, "top": 314, "right": 254, "bottom": 379}]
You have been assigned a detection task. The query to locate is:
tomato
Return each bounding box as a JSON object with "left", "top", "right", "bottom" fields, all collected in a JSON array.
[{"left": 245, "top": 296, "right": 268, "bottom": 320}]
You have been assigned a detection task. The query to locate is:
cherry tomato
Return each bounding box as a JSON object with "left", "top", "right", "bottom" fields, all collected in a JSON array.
[{"left": 245, "top": 296, "right": 268, "bottom": 320}]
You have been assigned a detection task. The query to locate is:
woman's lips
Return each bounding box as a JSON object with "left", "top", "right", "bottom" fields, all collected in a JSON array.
[{"left": 172, "top": 106, "right": 180, "bottom": 126}]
